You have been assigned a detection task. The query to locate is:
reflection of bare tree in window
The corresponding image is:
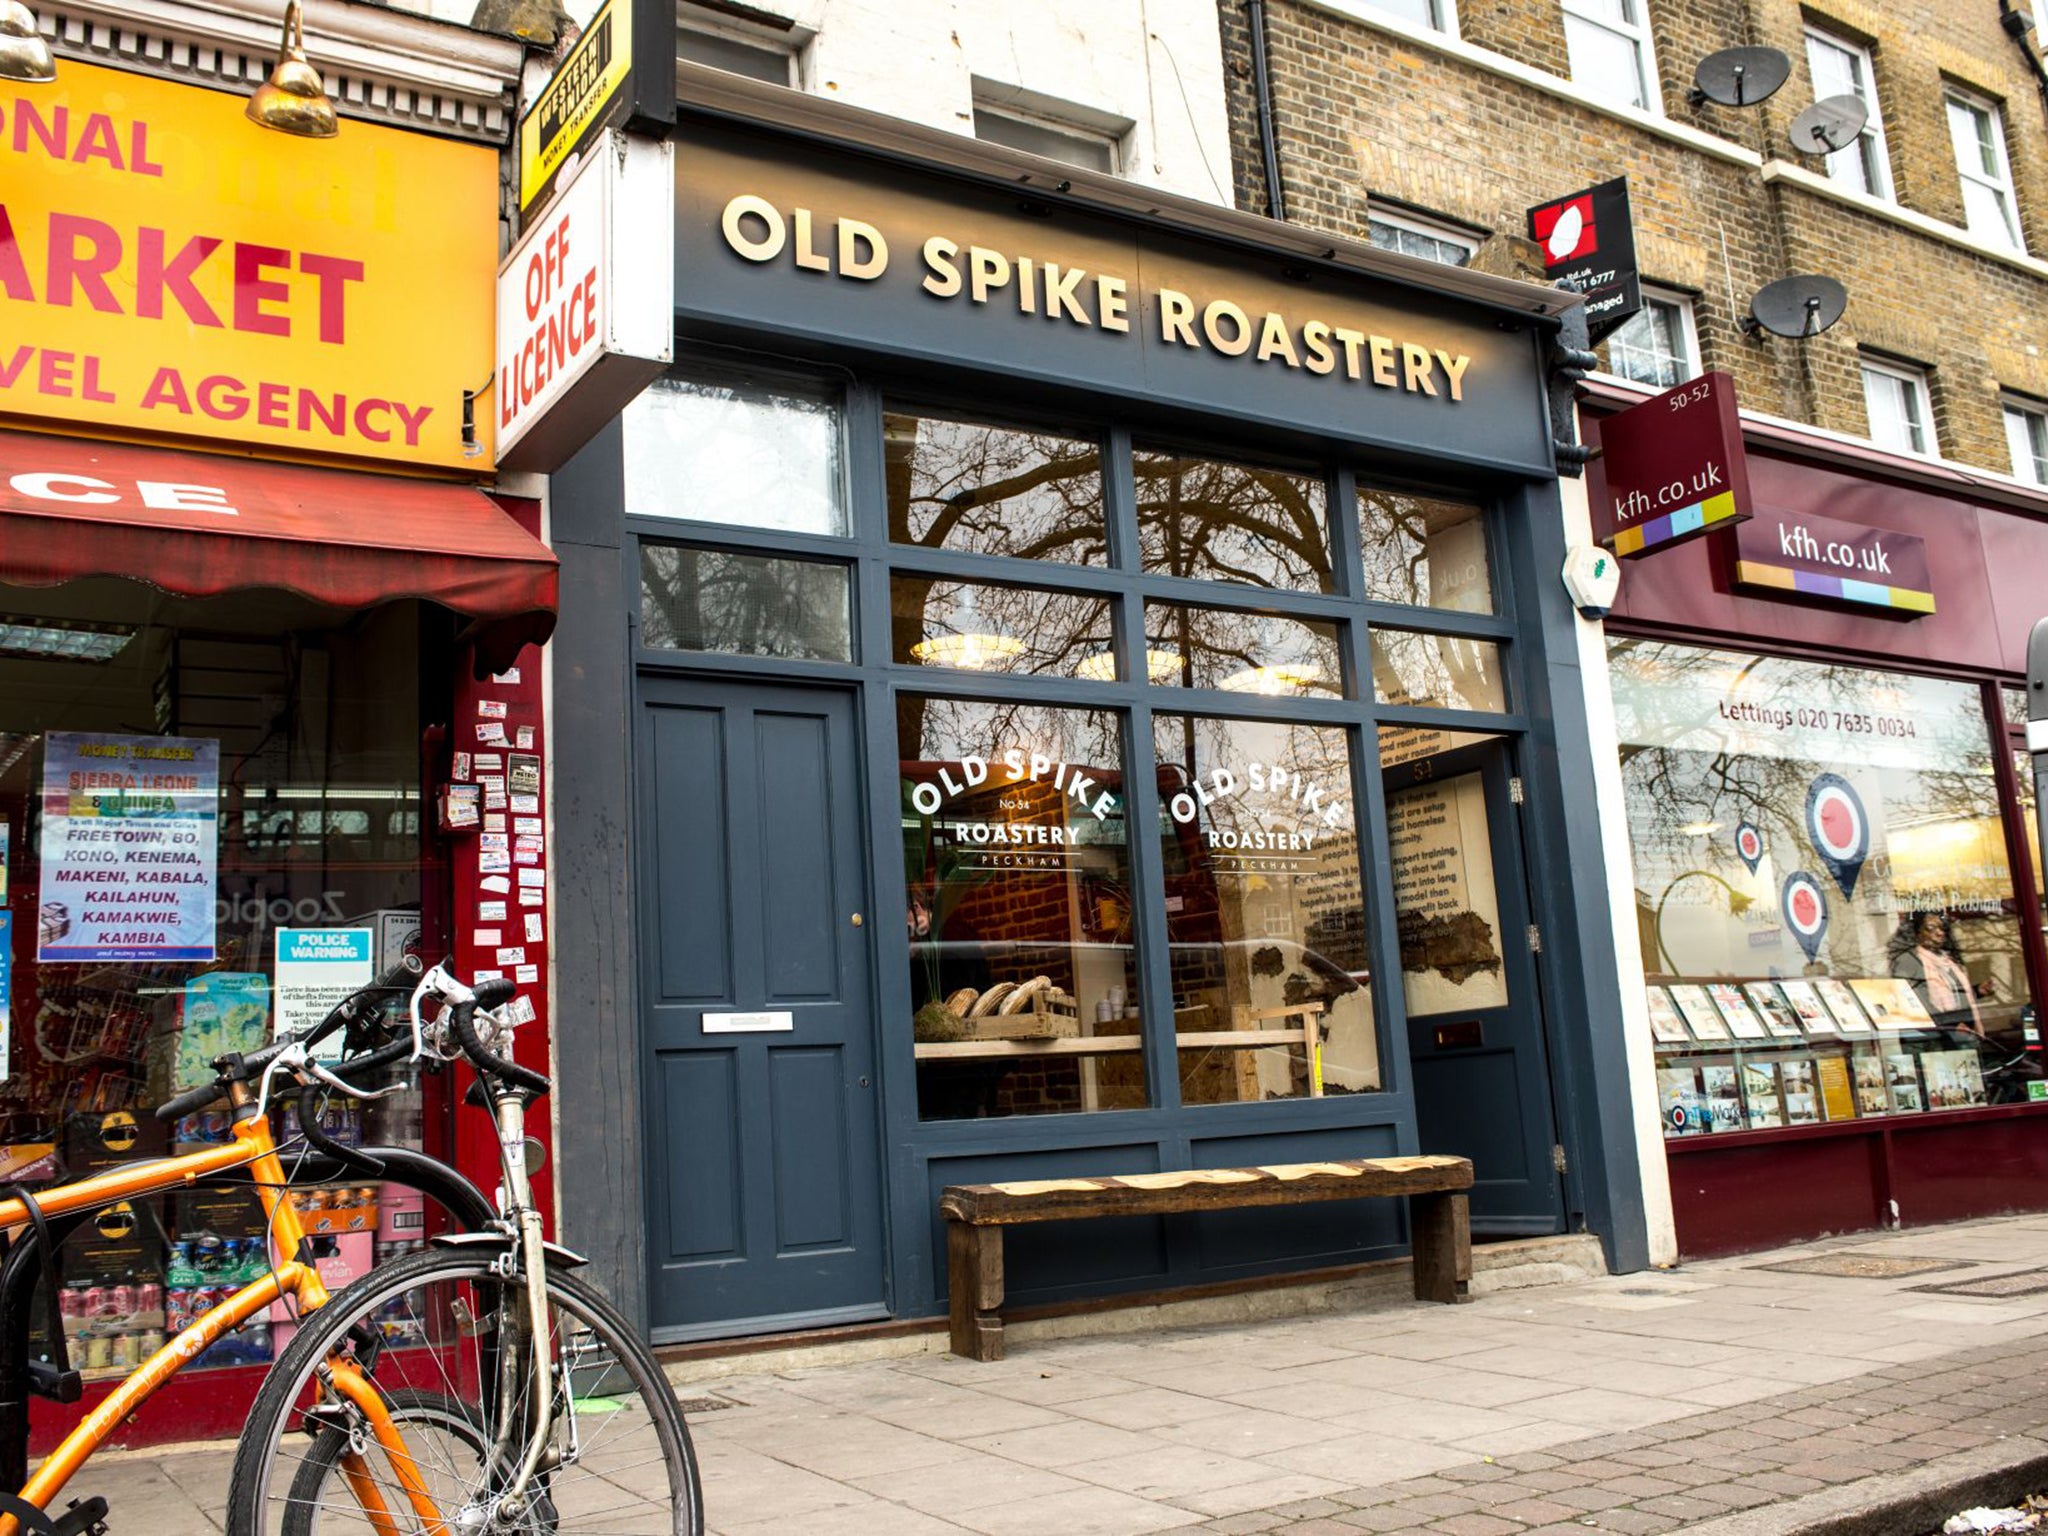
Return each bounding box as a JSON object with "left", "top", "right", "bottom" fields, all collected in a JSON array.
[
  {"left": 1147, "top": 604, "right": 1342, "bottom": 695},
  {"left": 640, "top": 546, "right": 849, "bottom": 661},
  {"left": 891, "top": 578, "right": 1112, "bottom": 678},
  {"left": 1357, "top": 489, "right": 1492, "bottom": 612},
  {"left": 1369, "top": 629, "right": 1503, "bottom": 711},
  {"left": 1135, "top": 452, "right": 1334, "bottom": 593},
  {"left": 885, "top": 413, "right": 1106, "bottom": 562}
]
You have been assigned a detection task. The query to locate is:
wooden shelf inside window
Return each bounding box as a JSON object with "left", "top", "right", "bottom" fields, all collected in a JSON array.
[{"left": 914, "top": 1006, "right": 1324, "bottom": 1064}]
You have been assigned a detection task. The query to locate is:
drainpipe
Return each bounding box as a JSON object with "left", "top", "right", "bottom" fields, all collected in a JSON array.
[
  {"left": 1246, "top": 0, "right": 1288, "bottom": 221},
  {"left": 1998, "top": 0, "right": 2048, "bottom": 128}
]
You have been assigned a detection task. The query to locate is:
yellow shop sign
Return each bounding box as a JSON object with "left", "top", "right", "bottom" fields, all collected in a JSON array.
[{"left": 0, "top": 63, "right": 499, "bottom": 469}]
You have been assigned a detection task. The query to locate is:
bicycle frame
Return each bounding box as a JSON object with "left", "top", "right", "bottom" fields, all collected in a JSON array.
[{"left": 0, "top": 1096, "right": 424, "bottom": 1534}]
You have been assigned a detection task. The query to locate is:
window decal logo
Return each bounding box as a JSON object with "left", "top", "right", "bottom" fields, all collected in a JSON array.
[
  {"left": 1782, "top": 870, "right": 1830, "bottom": 961},
  {"left": 1804, "top": 773, "right": 1869, "bottom": 896}
]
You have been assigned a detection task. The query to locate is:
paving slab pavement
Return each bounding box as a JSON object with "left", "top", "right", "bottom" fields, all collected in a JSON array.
[{"left": 45, "top": 1212, "right": 2048, "bottom": 1534}]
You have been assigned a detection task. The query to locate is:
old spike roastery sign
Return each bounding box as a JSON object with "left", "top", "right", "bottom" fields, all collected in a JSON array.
[{"left": 0, "top": 63, "right": 499, "bottom": 469}]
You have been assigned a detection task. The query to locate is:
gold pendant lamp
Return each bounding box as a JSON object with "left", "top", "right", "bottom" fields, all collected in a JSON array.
[
  {"left": 247, "top": 0, "right": 339, "bottom": 138},
  {"left": 0, "top": 2, "right": 57, "bottom": 83}
]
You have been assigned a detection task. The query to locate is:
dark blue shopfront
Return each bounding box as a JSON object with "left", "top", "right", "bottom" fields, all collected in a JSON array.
[{"left": 546, "top": 76, "right": 1647, "bottom": 1343}]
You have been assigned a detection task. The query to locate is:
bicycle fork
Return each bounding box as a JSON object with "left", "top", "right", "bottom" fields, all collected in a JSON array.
[
  {"left": 320, "top": 1091, "right": 557, "bottom": 1536},
  {"left": 485, "top": 1089, "right": 557, "bottom": 1522}
]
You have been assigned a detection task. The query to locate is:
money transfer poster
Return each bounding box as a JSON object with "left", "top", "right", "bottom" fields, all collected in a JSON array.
[{"left": 38, "top": 733, "right": 219, "bottom": 963}]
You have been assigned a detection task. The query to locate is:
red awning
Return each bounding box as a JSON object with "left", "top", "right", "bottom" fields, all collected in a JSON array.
[{"left": 0, "top": 431, "right": 556, "bottom": 672}]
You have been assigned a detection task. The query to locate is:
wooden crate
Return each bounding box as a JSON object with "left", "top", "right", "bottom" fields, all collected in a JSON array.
[{"left": 963, "top": 989, "right": 1081, "bottom": 1041}]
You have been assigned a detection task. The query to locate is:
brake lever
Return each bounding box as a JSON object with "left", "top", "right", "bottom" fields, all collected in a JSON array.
[{"left": 253, "top": 1044, "right": 404, "bottom": 1120}]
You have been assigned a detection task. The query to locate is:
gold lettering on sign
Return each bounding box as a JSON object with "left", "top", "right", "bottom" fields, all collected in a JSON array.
[{"left": 715, "top": 194, "right": 1477, "bottom": 402}]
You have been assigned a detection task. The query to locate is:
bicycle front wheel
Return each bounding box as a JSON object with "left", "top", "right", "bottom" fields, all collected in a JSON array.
[{"left": 227, "top": 1246, "right": 702, "bottom": 1536}]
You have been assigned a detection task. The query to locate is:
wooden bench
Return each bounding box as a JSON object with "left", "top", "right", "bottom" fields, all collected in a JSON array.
[{"left": 939, "top": 1154, "right": 1473, "bottom": 1361}]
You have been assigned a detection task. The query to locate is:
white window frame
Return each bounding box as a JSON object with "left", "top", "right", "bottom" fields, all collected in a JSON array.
[
  {"left": 1603, "top": 289, "right": 1699, "bottom": 389},
  {"left": 1803, "top": 27, "right": 1892, "bottom": 200},
  {"left": 677, "top": 9, "right": 807, "bottom": 88},
  {"left": 1945, "top": 89, "right": 2025, "bottom": 252},
  {"left": 969, "top": 82, "right": 1130, "bottom": 177},
  {"left": 1560, "top": 0, "right": 1662, "bottom": 115},
  {"left": 1365, "top": 205, "right": 1479, "bottom": 266},
  {"left": 1334, "top": 0, "right": 1460, "bottom": 33},
  {"left": 1860, "top": 357, "right": 1935, "bottom": 458},
  {"left": 2006, "top": 397, "right": 2048, "bottom": 486}
]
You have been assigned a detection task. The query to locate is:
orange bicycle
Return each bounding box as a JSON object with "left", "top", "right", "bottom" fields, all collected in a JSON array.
[
  {"left": 224, "top": 964, "right": 701, "bottom": 1536},
  {"left": 0, "top": 963, "right": 699, "bottom": 1536}
]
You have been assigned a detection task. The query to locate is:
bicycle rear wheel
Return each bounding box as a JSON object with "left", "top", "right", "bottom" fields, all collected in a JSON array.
[{"left": 227, "top": 1246, "right": 702, "bottom": 1536}]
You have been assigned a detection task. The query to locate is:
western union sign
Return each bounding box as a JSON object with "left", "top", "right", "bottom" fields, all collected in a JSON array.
[{"left": 519, "top": 0, "right": 634, "bottom": 212}]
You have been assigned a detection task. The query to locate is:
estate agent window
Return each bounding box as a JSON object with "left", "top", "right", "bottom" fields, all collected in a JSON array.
[{"left": 1611, "top": 640, "right": 2042, "bottom": 1134}]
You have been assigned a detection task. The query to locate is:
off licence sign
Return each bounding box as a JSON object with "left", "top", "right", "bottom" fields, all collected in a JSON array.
[{"left": 1592, "top": 371, "right": 1753, "bottom": 558}]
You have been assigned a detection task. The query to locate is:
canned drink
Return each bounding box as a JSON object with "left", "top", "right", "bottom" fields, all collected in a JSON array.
[
  {"left": 80, "top": 1286, "right": 107, "bottom": 1318},
  {"left": 58, "top": 1288, "right": 83, "bottom": 1319},
  {"left": 106, "top": 1334, "right": 134, "bottom": 1370},
  {"left": 109, "top": 1284, "right": 136, "bottom": 1315},
  {"left": 82, "top": 1335, "right": 111, "bottom": 1370},
  {"left": 138, "top": 1282, "right": 162, "bottom": 1312},
  {"left": 140, "top": 1329, "right": 165, "bottom": 1357}
]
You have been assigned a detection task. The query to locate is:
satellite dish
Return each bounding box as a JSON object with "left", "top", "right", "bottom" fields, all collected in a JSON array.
[
  {"left": 1690, "top": 46, "right": 1792, "bottom": 107},
  {"left": 1788, "top": 93, "right": 1869, "bottom": 155},
  {"left": 1745, "top": 275, "right": 1848, "bottom": 339}
]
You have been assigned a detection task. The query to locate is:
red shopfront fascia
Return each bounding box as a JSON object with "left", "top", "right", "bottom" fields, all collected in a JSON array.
[
  {"left": 0, "top": 429, "right": 559, "bottom": 1448},
  {"left": 1585, "top": 386, "right": 2048, "bottom": 1258}
]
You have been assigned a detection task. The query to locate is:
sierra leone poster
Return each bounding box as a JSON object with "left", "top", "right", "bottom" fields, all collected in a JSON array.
[{"left": 38, "top": 733, "right": 219, "bottom": 964}]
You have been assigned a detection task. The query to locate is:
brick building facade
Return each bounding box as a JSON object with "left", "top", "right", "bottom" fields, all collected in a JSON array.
[{"left": 1219, "top": 0, "right": 2048, "bottom": 476}]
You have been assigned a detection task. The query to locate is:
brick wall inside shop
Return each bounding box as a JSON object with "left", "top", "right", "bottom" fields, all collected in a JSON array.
[{"left": 1219, "top": 0, "right": 2048, "bottom": 474}]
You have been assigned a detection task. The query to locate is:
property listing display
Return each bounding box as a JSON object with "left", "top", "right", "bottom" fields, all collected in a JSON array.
[{"left": 1612, "top": 639, "right": 2042, "bottom": 1136}]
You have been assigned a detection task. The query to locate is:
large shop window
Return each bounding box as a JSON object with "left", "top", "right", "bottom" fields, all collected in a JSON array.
[
  {"left": 900, "top": 697, "right": 1143, "bottom": 1119},
  {"left": 1134, "top": 450, "right": 1334, "bottom": 593},
  {"left": 642, "top": 380, "right": 1514, "bottom": 1126},
  {"left": 0, "top": 582, "right": 447, "bottom": 1377},
  {"left": 624, "top": 373, "right": 847, "bottom": 535},
  {"left": 1611, "top": 640, "right": 2044, "bottom": 1134},
  {"left": 1155, "top": 715, "right": 1379, "bottom": 1103}
]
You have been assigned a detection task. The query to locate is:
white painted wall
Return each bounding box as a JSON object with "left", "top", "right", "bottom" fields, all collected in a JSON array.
[
  {"left": 826, "top": 1, "right": 1230, "bottom": 204},
  {"left": 1555, "top": 468, "right": 1680, "bottom": 1267},
  {"left": 669, "top": 0, "right": 1236, "bottom": 206}
]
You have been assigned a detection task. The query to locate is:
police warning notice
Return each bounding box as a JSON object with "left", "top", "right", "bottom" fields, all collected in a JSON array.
[
  {"left": 38, "top": 733, "right": 218, "bottom": 963},
  {"left": 275, "top": 928, "right": 374, "bottom": 1062}
]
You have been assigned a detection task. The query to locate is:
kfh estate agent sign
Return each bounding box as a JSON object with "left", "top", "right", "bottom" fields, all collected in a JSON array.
[
  {"left": 1733, "top": 509, "right": 1934, "bottom": 616},
  {"left": 1591, "top": 371, "right": 1754, "bottom": 557},
  {"left": 0, "top": 62, "right": 499, "bottom": 469}
]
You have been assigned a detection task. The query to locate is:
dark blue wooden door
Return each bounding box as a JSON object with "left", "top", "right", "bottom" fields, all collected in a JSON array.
[
  {"left": 1388, "top": 739, "right": 1564, "bottom": 1236},
  {"left": 638, "top": 678, "right": 887, "bottom": 1339}
]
